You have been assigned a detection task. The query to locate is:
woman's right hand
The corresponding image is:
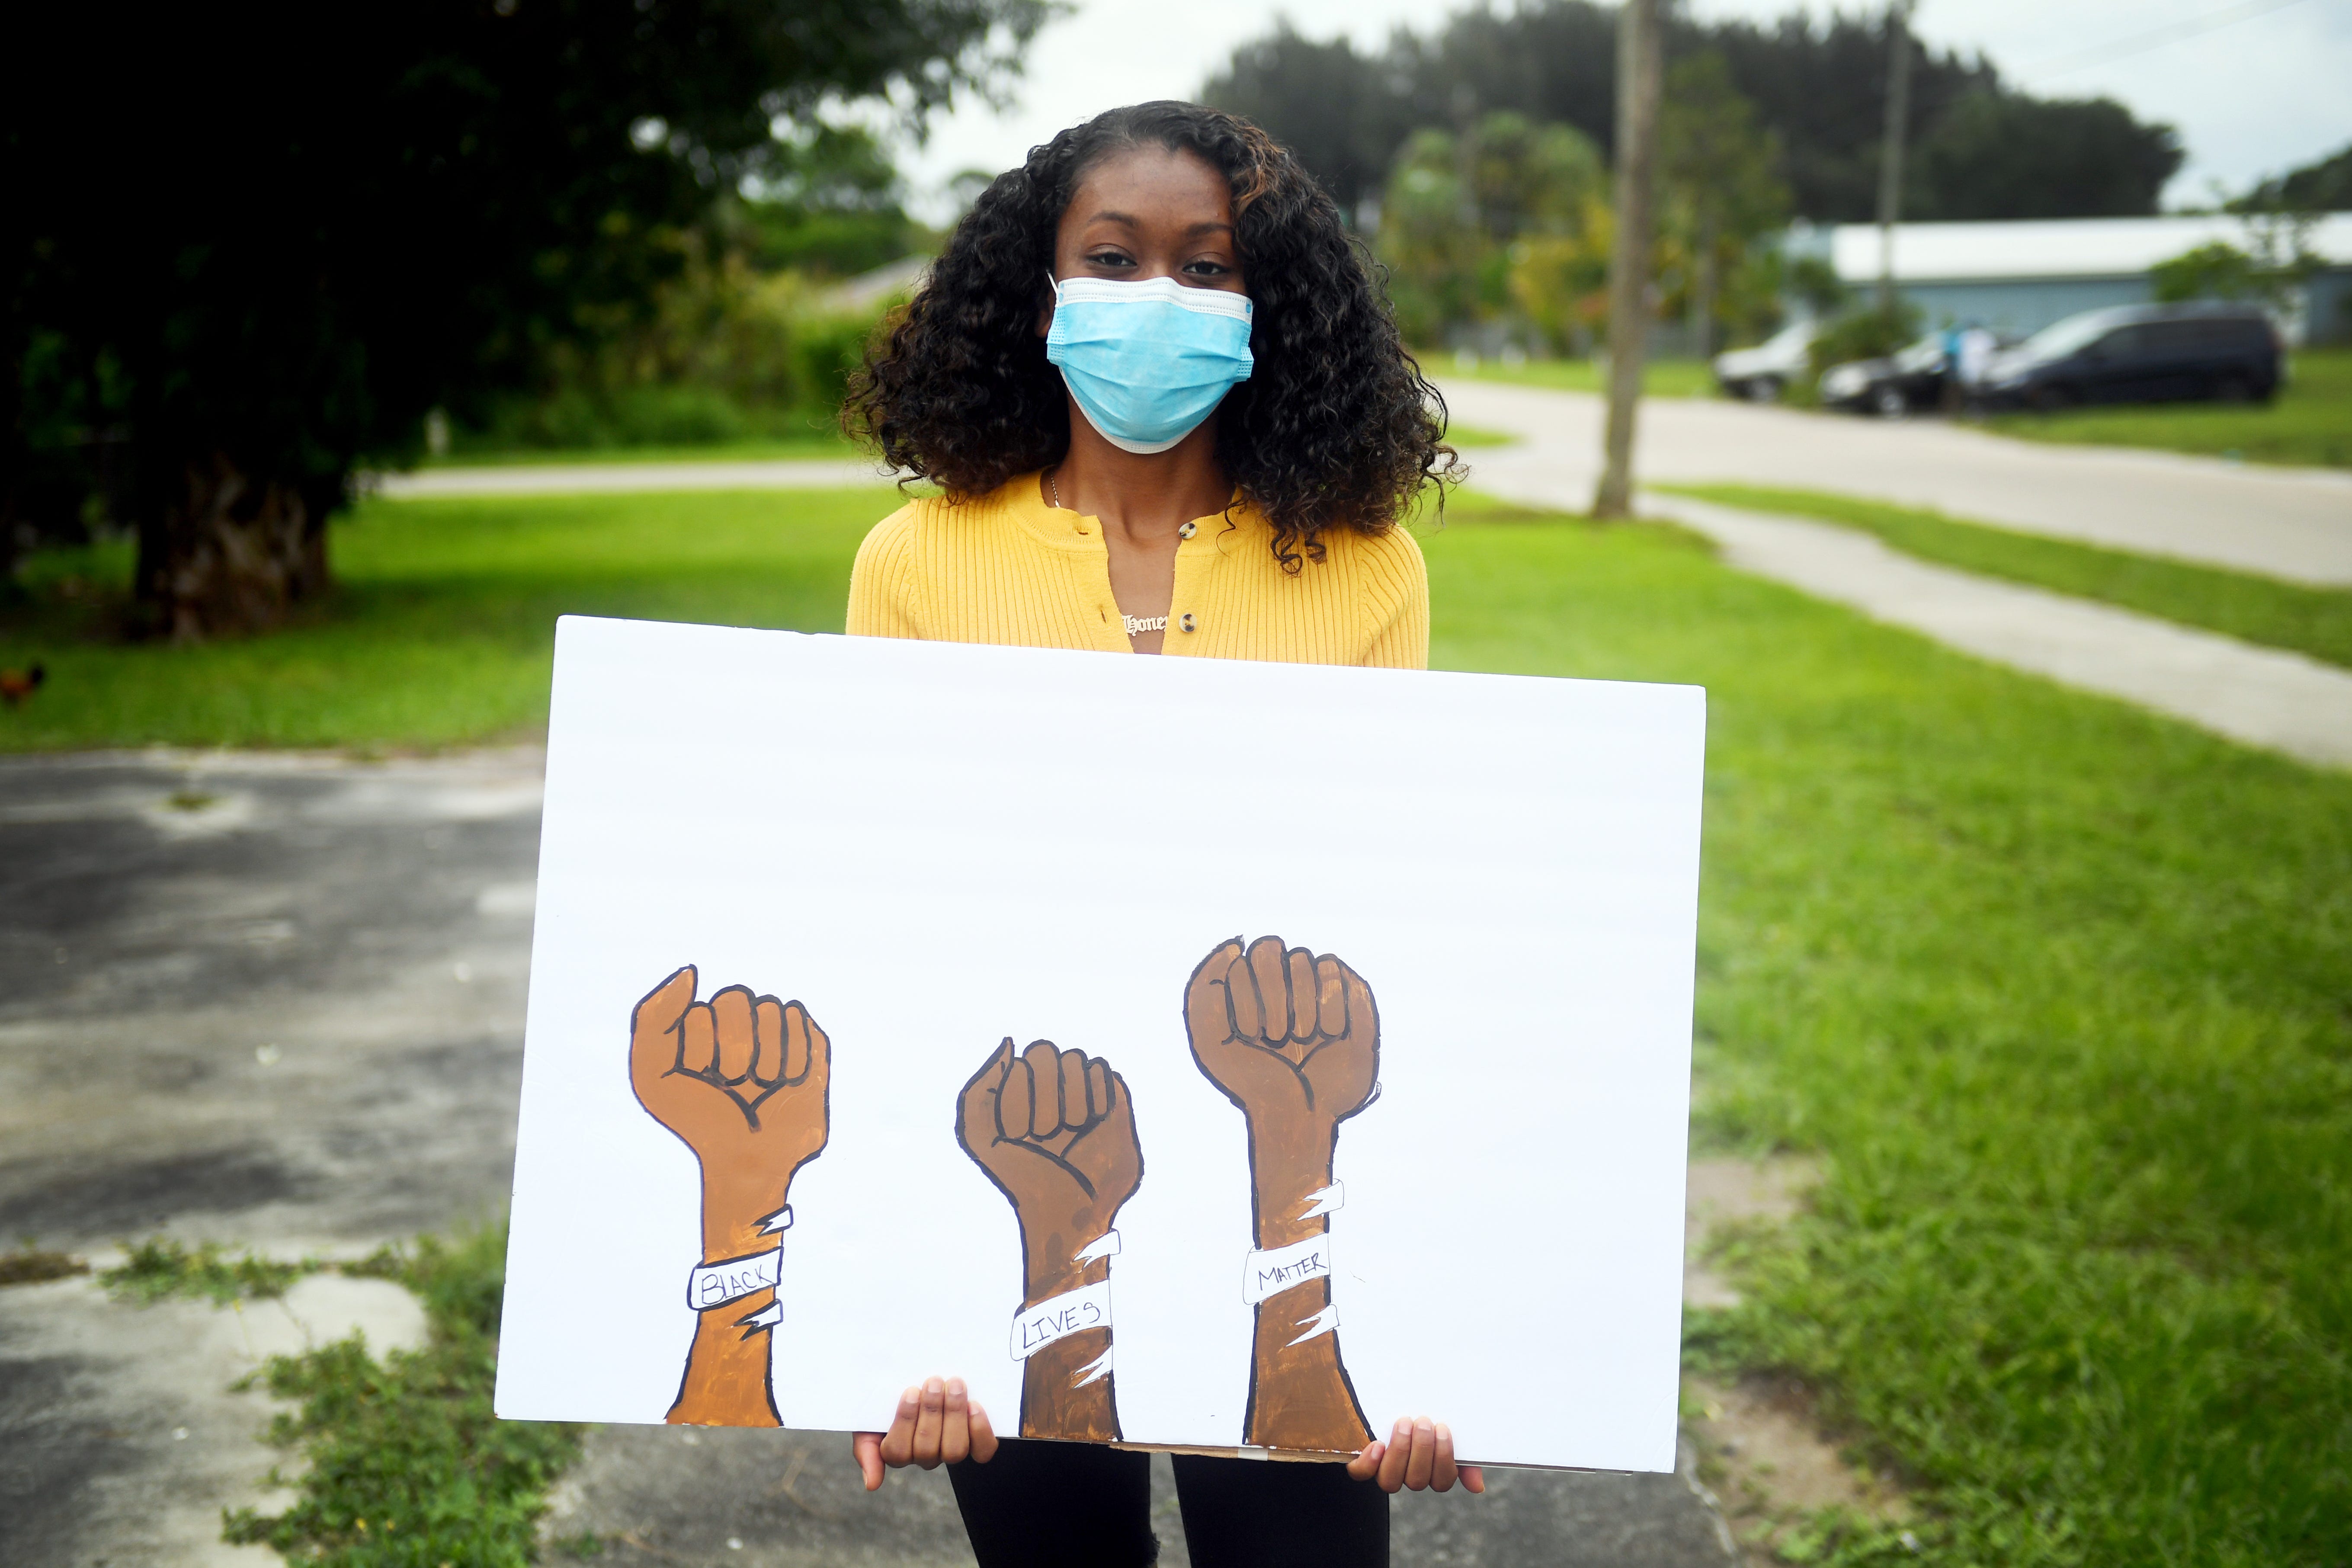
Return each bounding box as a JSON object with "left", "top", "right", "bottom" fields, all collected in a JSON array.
[{"left": 851, "top": 1376, "right": 999, "bottom": 1490}]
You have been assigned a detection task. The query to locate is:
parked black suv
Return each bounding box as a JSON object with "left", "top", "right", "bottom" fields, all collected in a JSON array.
[{"left": 1973, "top": 302, "right": 2282, "bottom": 410}]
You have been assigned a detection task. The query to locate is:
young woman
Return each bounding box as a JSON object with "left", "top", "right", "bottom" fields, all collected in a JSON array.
[{"left": 838, "top": 100, "right": 1478, "bottom": 1567}]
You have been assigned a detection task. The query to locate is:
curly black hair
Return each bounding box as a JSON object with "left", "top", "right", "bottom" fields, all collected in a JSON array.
[{"left": 842, "top": 100, "right": 1459, "bottom": 571}]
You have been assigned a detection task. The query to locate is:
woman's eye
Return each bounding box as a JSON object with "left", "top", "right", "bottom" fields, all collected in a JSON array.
[
  {"left": 1085, "top": 251, "right": 1134, "bottom": 269},
  {"left": 1182, "top": 259, "right": 1231, "bottom": 278}
]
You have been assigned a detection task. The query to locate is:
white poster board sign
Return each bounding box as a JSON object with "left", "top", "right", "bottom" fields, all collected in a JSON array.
[{"left": 496, "top": 616, "right": 1704, "bottom": 1474}]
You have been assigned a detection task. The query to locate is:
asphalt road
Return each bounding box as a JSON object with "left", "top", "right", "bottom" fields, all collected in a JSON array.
[{"left": 0, "top": 749, "right": 1735, "bottom": 1568}]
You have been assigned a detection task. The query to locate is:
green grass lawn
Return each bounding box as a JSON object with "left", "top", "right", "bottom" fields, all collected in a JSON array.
[
  {"left": 1429, "top": 502, "right": 2350, "bottom": 1565},
  {"left": 1982, "top": 347, "right": 2352, "bottom": 469},
  {"left": 0, "top": 489, "right": 889, "bottom": 751},
  {"left": 7, "top": 489, "right": 2348, "bottom": 1564},
  {"left": 417, "top": 427, "right": 1513, "bottom": 465},
  {"left": 1659, "top": 483, "right": 2352, "bottom": 670},
  {"left": 1425, "top": 352, "right": 1716, "bottom": 399},
  {"left": 417, "top": 431, "right": 862, "bottom": 467}
]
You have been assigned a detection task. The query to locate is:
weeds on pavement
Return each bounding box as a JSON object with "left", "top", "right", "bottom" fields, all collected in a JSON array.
[
  {"left": 102, "top": 1238, "right": 320, "bottom": 1304},
  {"left": 222, "top": 1225, "right": 582, "bottom": 1566},
  {"left": 0, "top": 1241, "right": 89, "bottom": 1286}
]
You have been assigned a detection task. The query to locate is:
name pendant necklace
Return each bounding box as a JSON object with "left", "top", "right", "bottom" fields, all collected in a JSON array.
[{"left": 1051, "top": 466, "right": 1171, "bottom": 639}]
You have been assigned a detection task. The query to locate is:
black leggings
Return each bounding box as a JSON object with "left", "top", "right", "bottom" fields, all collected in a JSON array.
[{"left": 948, "top": 1438, "right": 1388, "bottom": 1568}]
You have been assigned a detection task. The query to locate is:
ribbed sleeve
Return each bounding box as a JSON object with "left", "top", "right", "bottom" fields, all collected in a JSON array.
[
  {"left": 844, "top": 503, "right": 927, "bottom": 640},
  {"left": 1356, "top": 527, "right": 1432, "bottom": 670}
]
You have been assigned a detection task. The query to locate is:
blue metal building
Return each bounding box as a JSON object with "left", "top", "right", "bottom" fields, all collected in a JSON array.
[{"left": 1789, "top": 214, "right": 2352, "bottom": 344}]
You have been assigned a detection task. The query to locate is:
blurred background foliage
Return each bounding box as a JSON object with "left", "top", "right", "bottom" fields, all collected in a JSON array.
[
  {"left": 1209, "top": 0, "right": 2184, "bottom": 360},
  {"left": 2, "top": 0, "right": 1047, "bottom": 636},
  {"left": 456, "top": 125, "right": 924, "bottom": 455},
  {"left": 1206, "top": 1, "right": 2185, "bottom": 227},
  {"left": 10, "top": 0, "right": 2351, "bottom": 633}
]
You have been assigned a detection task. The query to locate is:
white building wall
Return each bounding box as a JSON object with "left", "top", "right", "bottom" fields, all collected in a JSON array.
[{"left": 1810, "top": 214, "right": 2352, "bottom": 344}]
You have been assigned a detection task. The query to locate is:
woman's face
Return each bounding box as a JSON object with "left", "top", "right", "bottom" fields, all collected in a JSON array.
[{"left": 1048, "top": 144, "right": 1245, "bottom": 302}]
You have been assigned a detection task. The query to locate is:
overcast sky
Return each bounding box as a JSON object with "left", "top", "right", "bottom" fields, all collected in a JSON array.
[{"left": 889, "top": 0, "right": 2352, "bottom": 219}]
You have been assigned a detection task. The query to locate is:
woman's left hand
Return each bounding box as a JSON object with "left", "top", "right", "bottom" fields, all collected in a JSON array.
[{"left": 1347, "top": 1416, "right": 1487, "bottom": 1494}]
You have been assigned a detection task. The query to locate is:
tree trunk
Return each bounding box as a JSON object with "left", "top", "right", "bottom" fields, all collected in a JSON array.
[
  {"left": 136, "top": 452, "right": 332, "bottom": 641},
  {"left": 1689, "top": 206, "right": 1721, "bottom": 361},
  {"left": 1875, "top": 0, "right": 1915, "bottom": 317},
  {"left": 1593, "top": 0, "right": 1664, "bottom": 520}
]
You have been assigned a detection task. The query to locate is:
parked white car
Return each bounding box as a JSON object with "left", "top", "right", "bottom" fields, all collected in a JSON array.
[{"left": 1712, "top": 319, "right": 1818, "bottom": 402}]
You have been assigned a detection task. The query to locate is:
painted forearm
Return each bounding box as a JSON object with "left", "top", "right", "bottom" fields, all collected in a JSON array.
[
  {"left": 670, "top": 1278, "right": 781, "bottom": 1426},
  {"left": 1243, "top": 1132, "right": 1368, "bottom": 1450},
  {"left": 1019, "top": 1325, "right": 1119, "bottom": 1441},
  {"left": 1246, "top": 1274, "right": 1371, "bottom": 1451},
  {"left": 699, "top": 1163, "right": 791, "bottom": 1260},
  {"left": 668, "top": 1169, "right": 793, "bottom": 1427},
  {"left": 1249, "top": 1143, "right": 1336, "bottom": 1250},
  {"left": 1012, "top": 1250, "right": 1118, "bottom": 1440}
]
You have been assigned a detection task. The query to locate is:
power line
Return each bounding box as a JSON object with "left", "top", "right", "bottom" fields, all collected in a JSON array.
[{"left": 2019, "top": 0, "right": 2322, "bottom": 80}]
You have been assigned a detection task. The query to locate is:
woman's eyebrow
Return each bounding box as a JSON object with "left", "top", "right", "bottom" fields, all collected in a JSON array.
[{"left": 1078, "top": 213, "right": 1234, "bottom": 237}]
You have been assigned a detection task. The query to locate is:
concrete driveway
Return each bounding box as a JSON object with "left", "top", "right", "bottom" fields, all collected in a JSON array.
[
  {"left": 1439, "top": 379, "right": 2352, "bottom": 585},
  {"left": 0, "top": 749, "right": 1736, "bottom": 1568}
]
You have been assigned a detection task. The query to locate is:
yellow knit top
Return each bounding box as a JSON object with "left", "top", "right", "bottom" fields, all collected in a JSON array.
[{"left": 845, "top": 472, "right": 1429, "bottom": 669}]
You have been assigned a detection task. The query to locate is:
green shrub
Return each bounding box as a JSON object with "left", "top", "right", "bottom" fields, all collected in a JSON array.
[
  {"left": 103, "top": 1238, "right": 318, "bottom": 1305},
  {"left": 1807, "top": 302, "right": 1923, "bottom": 379},
  {"left": 452, "top": 248, "right": 903, "bottom": 454}
]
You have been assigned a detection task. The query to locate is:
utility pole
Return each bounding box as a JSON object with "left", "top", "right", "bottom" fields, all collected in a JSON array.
[
  {"left": 1593, "top": 0, "right": 1663, "bottom": 520},
  {"left": 1875, "top": 0, "right": 1915, "bottom": 317}
]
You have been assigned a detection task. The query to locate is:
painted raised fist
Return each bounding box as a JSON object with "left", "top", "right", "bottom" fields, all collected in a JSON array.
[
  {"left": 1184, "top": 935, "right": 1379, "bottom": 1453},
  {"left": 630, "top": 965, "right": 832, "bottom": 1187},
  {"left": 958, "top": 1038, "right": 1142, "bottom": 1304},
  {"left": 1187, "top": 935, "right": 1379, "bottom": 1151},
  {"left": 628, "top": 964, "right": 832, "bottom": 1426}
]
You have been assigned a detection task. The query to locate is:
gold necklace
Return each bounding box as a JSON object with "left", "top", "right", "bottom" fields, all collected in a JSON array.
[{"left": 1053, "top": 467, "right": 1197, "bottom": 640}]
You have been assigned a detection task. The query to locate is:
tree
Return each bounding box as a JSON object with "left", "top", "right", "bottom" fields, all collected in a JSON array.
[
  {"left": 1377, "top": 115, "right": 1606, "bottom": 347},
  {"left": 3, "top": 0, "right": 1047, "bottom": 639},
  {"left": 1658, "top": 53, "right": 1790, "bottom": 356},
  {"left": 1702, "top": 8, "right": 1993, "bottom": 224},
  {"left": 2150, "top": 224, "right": 2319, "bottom": 315},
  {"left": 2231, "top": 141, "right": 2352, "bottom": 215},
  {"left": 1911, "top": 94, "right": 2182, "bottom": 220},
  {"left": 1201, "top": 22, "right": 1407, "bottom": 220},
  {"left": 1200, "top": 3, "right": 2178, "bottom": 228},
  {"left": 1594, "top": 0, "right": 1662, "bottom": 522},
  {"left": 734, "top": 125, "right": 922, "bottom": 279}
]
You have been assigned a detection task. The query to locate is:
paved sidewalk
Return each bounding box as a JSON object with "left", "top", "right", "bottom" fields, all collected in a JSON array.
[
  {"left": 1652, "top": 495, "right": 2352, "bottom": 771},
  {"left": 0, "top": 750, "right": 1735, "bottom": 1568},
  {"left": 1438, "top": 384, "right": 2352, "bottom": 771},
  {"left": 1441, "top": 379, "right": 2352, "bottom": 586}
]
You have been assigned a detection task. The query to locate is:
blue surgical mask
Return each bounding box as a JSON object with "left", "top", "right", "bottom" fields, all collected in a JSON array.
[{"left": 1045, "top": 274, "right": 1254, "bottom": 454}]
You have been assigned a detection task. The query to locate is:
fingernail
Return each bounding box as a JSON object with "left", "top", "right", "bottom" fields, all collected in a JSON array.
[
  {"left": 925, "top": 1376, "right": 943, "bottom": 1395},
  {"left": 946, "top": 1377, "right": 967, "bottom": 1398},
  {"left": 901, "top": 1386, "right": 920, "bottom": 1406},
  {"left": 1393, "top": 1418, "right": 1411, "bottom": 1436}
]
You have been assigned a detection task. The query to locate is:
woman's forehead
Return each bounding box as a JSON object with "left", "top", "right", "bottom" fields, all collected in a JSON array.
[{"left": 1066, "top": 144, "right": 1231, "bottom": 224}]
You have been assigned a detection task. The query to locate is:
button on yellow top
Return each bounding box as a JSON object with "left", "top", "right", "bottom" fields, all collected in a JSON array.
[{"left": 845, "top": 470, "right": 1429, "bottom": 667}]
